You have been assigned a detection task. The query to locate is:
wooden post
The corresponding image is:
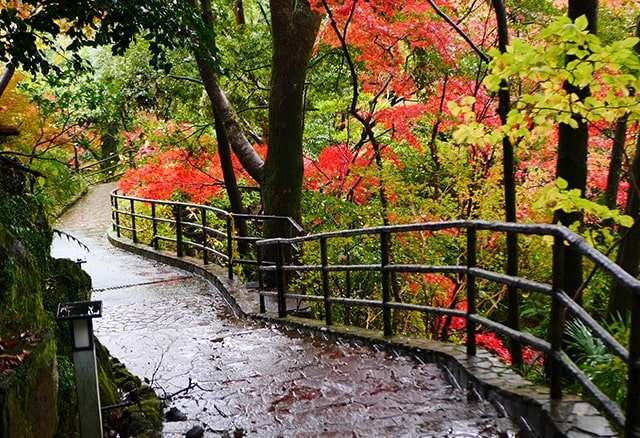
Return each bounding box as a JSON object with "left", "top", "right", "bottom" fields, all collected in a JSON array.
[
  {"left": 130, "top": 198, "right": 137, "bottom": 243},
  {"left": 151, "top": 202, "right": 158, "bottom": 250},
  {"left": 276, "top": 241, "right": 287, "bottom": 318},
  {"left": 176, "top": 205, "right": 183, "bottom": 257},
  {"left": 227, "top": 215, "right": 233, "bottom": 279},
  {"left": 258, "top": 245, "right": 266, "bottom": 313},
  {"left": 202, "top": 207, "right": 209, "bottom": 265},
  {"left": 112, "top": 195, "right": 120, "bottom": 237}
]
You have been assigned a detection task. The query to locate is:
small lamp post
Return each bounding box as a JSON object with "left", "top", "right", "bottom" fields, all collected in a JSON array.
[{"left": 56, "top": 300, "right": 103, "bottom": 438}]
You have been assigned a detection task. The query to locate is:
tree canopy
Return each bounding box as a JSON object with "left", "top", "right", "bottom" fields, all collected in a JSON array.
[{"left": 3, "top": 0, "right": 640, "bottom": 401}]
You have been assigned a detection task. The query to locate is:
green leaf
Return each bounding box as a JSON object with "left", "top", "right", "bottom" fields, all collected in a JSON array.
[
  {"left": 619, "top": 215, "right": 634, "bottom": 229},
  {"left": 574, "top": 15, "right": 589, "bottom": 32},
  {"left": 556, "top": 178, "right": 568, "bottom": 190}
]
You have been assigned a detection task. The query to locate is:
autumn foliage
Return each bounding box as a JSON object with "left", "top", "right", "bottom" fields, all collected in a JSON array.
[{"left": 5, "top": 0, "right": 640, "bottom": 372}]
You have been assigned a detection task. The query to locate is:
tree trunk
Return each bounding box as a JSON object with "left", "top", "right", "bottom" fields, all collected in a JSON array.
[
  {"left": 262, "top": 0, "right": 322, "bottom": 235},
  {"left": 214, "top": 115, "right": 250, "bottom": 254},
  {"left": 608, "top": 16, "right": 640, "bottom": 318},
  {"left": 609, "top": 135, "right": 640, "bottom": 316},
  {"left": 492, "top": 0, "right": 522, "bottom": 368},
  {"left": 100, "top": 122, "right": 120, "bottom": 173},
  {"left": 554, "top": 0, "right": 598, "bottom": 303},
  {"left": 0, "top": 62, "right": 15, "bottom": 99},
  {"left": 190, "top": 0, "right": 264, "bottom": 184},
  {"left": 604, "top": 115, "right": 628, "bottom": 219},
  {"left": 234, "top": 0, "right": 246, "bottom": 25}
]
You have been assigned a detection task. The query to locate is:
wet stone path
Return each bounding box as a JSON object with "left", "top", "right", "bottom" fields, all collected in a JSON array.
[{"left": 52, "top": 184, "right": 518, "bottom": 437}]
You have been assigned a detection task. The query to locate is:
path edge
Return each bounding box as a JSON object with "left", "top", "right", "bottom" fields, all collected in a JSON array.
[{"left": 107, "top": 230, "right": 618, "bottom": 438}]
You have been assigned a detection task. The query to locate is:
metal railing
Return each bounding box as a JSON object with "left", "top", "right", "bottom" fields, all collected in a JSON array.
[
  {"left": 255, "top": 221, "right": 640, "bottom": 436},
  {"left": 74, "top": 148, "right": 137, "bottom": 185},
  {"left": 110, "top": 189, "right": 303, "bottom": 279},
  {"left": 109, "top": 189, "right": 640, "bottom": 435}
]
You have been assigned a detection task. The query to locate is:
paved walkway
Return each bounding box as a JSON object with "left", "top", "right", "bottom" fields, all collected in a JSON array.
[{"left": 53, "top": 184, "right": 518, "bottom": 437}]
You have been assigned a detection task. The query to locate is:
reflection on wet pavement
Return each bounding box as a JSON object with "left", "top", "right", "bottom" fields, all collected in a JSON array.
[{"left": 52, "top": 184, "right": 518, "bottom": 437}]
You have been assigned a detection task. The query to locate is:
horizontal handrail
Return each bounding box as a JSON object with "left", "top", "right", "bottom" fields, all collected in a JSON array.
[
  {"left": 255, "top": 220, "right": 640, "bottom": 292},
  {"left": 110, "top": 189, "right": 303, "bottom": 279},
  {"left": 254, "top": 220, "right": 640, "bottom": 435},
  {"left": 109, "top": 189, "right": 640, "bottom": 435}
]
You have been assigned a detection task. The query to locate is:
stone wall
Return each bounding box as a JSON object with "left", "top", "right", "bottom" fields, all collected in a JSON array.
[
  {"left": 0, "top": 162, "right": 58, "bottom": 437},
  {"left": 0, "top": 332, "right": 58, "bottom": 438}
]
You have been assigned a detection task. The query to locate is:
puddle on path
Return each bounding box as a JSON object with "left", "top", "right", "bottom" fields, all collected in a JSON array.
[{"left": 52, "top": 185, "right": 519, "bottom": 437}]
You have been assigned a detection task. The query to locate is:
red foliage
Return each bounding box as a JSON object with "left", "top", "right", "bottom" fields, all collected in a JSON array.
[
  {"left": 304, "top": 143, "right": 401, "bottom": 204},
  {"left": 119, "top": 132, "right": 265, "bottom": 203},
  {"left": 407, "top": 272, "right": 542, "bottom": 366}
]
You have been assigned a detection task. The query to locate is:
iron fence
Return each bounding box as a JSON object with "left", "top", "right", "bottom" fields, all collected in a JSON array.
[
  {"left": 109, "top": 189, "right": 640, "bottom": 435},
  {"left": 74, "top": 148, "right": 137, "bottom": 185},
  {"left": 256, "top": 221, "right": 640, "bottom": 436},
  {"left": 110, "top": 189, "right": 303, "bottom": 279}
]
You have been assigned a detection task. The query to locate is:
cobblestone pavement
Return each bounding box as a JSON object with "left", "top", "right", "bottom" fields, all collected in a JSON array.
[{"left": 52, "top": 184, "right": 519, "bottom": 437}]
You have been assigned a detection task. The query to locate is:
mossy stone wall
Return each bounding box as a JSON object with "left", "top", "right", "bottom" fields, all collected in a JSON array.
[{"left": 0, "top": 331, "right": 58, "bottom": 438}]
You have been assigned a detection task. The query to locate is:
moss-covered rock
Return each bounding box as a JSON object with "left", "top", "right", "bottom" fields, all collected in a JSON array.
[
  {"left": 0, "top": 223, "right": 49, "bottom": 339},
  {"left": 54, "top": 354, "right": 78, "bottom": 438},
  {"left": 44, "top": 257, "right": 92, "bottom": 312},
  {"left": 0, "top": 169, "right": 161, "bottom": 437},
  {"left": 0, "top": 166, "right": 58, "bottom": 438},
  {"left": 0, "top": 331, "right": 58, "bottom": 438},
  {"left": 100, "top": 348, "right": 163, "bottom": 438},
  {"left": 118, "top": 398, "right": 163, "bottom": 438},
  {"left": 95, "top": 340, "right": 120, "bottom": 408}
]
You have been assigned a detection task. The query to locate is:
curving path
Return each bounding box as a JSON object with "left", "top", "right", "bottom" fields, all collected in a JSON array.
[{"left": 52, "top": 184, "right": 518, "bottom": 437}]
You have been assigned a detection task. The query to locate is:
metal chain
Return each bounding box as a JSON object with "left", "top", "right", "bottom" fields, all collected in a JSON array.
[{"left": 91, "top": 276, "right": 192, "bottom": 292}]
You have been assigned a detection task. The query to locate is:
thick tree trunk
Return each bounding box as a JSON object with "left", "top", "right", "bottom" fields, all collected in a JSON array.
[
  {"left": 554, "top": 0, "right": 598, "bottom": 303},
  {"left": 262, "top": 0, "right": 321, "bottom": 235}
]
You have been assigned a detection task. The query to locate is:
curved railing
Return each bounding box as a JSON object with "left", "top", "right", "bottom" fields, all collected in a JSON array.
[
  {"left": 110, "top": 189, "right": 640, "bottom": 435},
  {"left": 73, "top": 148, "right": 138, "bottom": 185},
  {"left": 256, "top": 221, "right": 640, "bottom": 436},
  {"left": 110, "top": 189, "right": 303, "bottom": 278}
]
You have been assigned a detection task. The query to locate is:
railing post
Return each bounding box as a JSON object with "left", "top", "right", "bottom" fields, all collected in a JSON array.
[
  {"left": 625, "top": 288, "right": 640, "bottom": 436},
  {"left": 226, "top": 215, "right": 233, "bottom": 279},
  {"left": 345, "top": 253, "right": 352, "bottom": 326},
  {"left": 201, "top": 207, "right": 208, "bottom": 265},
  {"left": 321, "top": 237, "right": 332, "bottom": 325},
  {"left": 151, "top": 202, "right": 158, "bottom": 250},
  {"left": 381, "top": 231, "right": 392, "bottom": 337},
  {"left": 506, "top": 230, "right": 523, "bottom": 367},
  {"left": 276, "top": 241, "right": 287, "bottom": 318},
  {"left": 175, "top": 205, "right": 183, "bottom": 258},
  {"left": 466, "top": 227, "right": 477, "bottom": 355},
  {"left": 112, "top": 195, "right": 120, "bottom": 237},
  {"left": 129, "top": 198, "right": 137, "bottom": 244},
  {"left": 550, "top": 235, "right": 565, "bottom": 399},
  {"left": 258, "top": 245, "right": 266, "bottom": 313}
]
